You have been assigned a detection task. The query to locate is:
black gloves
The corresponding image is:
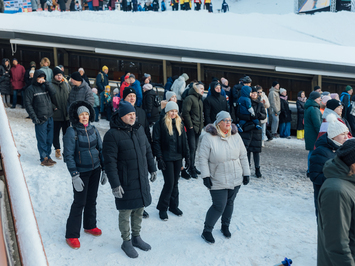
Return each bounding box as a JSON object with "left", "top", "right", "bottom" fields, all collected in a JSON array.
[
  {"left": 157, "top": 157, "right": 166, "bottom": 171},
  {"left": 203, "top": 177, "right": 212, "bottom": 189},
  {"left": 243, "top": 176, "right": 250, "bottom": 185}
]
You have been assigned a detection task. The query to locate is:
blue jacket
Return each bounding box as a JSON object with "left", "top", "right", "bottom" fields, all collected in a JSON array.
[
  {"left": 131, "top": 80, "right": 143, "bottom": 107},
  {"left": 238, "top": 86, "right": 252, "bottom": 115},
  {"left": 93, "top": 93, "right": 100, "bottom": 108},
  {"left": 96, "top": 71, "right": 109, "bottom": 94},
  {"left": 164, "top": 77, "right": 173, "bottom": 99}
]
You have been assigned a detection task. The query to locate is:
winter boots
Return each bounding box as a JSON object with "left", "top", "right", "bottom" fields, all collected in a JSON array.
[
  {"left": 169, "top": 207, "right": 183, "bottom": 217},
  {"left": 41, "top": 157, "right": 54, "bottom": 167},
  {"left": 201, "top": 231, "right": 215, "bottom": 244},
  {"left": 55, "top": 149, "right": 62, "bottom": 159},
  {"left": 84, "top": 227, "right": 102, "bottom": 236},
  {"left": 66, "top": 238, "right": 80, "bottom": 249},
  {"left": 121, "top": 240, "right": 138, "bottom": 258},
  {"left": 189, "top": 168, "right": 198, "bottom": 179},
  {"left": 143, "top": 210, "right": 149, "bottom": 219},
  {"left": 255, "top": 167, "right": 262, "bottom": 178},
  {"left": 132, "top": 236, "right": 151, "bottom": 251},
  {"left": 181, "top": 168, "right": 191, "bottom": 180},
  {"left": 159, "top": 211, "right": 168, "bottom": 221},
  {"left": 221, "top": 225, "right": 231, "bottom": 238}
]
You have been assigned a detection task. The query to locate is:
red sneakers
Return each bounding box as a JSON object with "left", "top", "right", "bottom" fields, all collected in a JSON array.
[
  {"left": 84, "top": 227, "right": 102, "bottom": 236},
  {"left": 66, "top": 238, "right": 80, "bottom": 249}
]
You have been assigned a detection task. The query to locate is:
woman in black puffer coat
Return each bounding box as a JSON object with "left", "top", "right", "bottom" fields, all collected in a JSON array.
[
  {"left": 296, "top": 91, "right": 306, "bottom": 139},
  {"left": 0, "top": 58, "right": 11, "bottom": 107},
  {"left": 238, "top": 87, "right": 266, "bottom": 178}
]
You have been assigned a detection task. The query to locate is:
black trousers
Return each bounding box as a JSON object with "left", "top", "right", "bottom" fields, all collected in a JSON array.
[
  {"left": 187, "top": 129, "right": 200, "bottom": 169},
  {"left": 204, "top": 186, "right": 240, "bottom": 232},
  {"left": 65, "top": 167, "right": 101, "bottom": 238},
  {"left": 157, "top": 160, "right": 182, "bottom": 211},
  {"left": 53, "top": 120, "right": 70, "bottom": 150},
  {"left": 247, "top": 151, "right": 260, "bottom": 168}
]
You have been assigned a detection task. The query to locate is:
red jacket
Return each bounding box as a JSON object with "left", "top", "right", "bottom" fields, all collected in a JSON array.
[
  {"left": 10, "top": 64, "right": 25, "bottom": 90},
  {"left": 120, "top": 81, "right": 130, "bottom": 99}
]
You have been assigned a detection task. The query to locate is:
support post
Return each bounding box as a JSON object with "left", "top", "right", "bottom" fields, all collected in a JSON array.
[
  {"left": 197, "top": 63, "right": 201, "bottom": 81},
  {"left": 163, "top": 60, "right": 167, "bottom": 85},
  {"left": 53, "top": 47, "right": 58, "bottom": 67},
  {"left": 318, "top": 75, "right": 322, "bottom": 89}
]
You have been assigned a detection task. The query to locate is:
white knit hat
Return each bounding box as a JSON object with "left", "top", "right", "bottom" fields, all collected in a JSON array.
[
  {"left": 280, "top": 88, "right": 286, "bottom": 95},
  {"left": 326, "top": 113, "right": 349, "bottom": 139},
  {"left": 166, "top": 91, "right": 176, "bottom": 101},
  {"left": 165, "top": 101, "right": 179, "bottom": 113}
]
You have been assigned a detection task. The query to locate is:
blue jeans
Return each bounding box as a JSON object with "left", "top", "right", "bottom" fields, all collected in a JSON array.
[
  {"left": 271, "top": 113, "right": 279, "bottom": 134},
  {"left": 35, "top": 117, "right": 54, "bottom": 162},
  {"left": 307, "top": 150, "right": 313, "bottom": 174},
  {"left": 94, "top": 107, "right": 99, "bottom": 121},
  {"left": 261, "top": 123, "right": 267, "bottom": 141},
  {"left": 279, "top": 122, "right": 291, "bottom": 138},
  {"left": 12, "top": 90, "right": 20, "bottom": 107},
  {"left": 87, "top": 1, "right": 93, "bottom": 10}
]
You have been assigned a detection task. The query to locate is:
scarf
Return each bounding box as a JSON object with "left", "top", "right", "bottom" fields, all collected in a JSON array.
[
  {"left": 280, "top": 95, "right": 288, "bottom": 101},
  {"left": 297, "top": 96, "right": 307, "bottom": 103}
]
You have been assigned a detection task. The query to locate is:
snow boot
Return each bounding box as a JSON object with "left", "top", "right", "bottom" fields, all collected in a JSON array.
[
  {"left": 84, "top": 227, "right": 102, "bottom": 236},
  {"left": 55, "top": 149, "right": 62, "bottom": 159},
  {"left": 189, "top": 168, "right": 198, "bottom": 179},
  {"left": 221, "top": 225, "right": 231, "bottom": 238},
  {"left": 121, "top": 240, "right": 138, "bottom": 258},
  {"left": 255, "top": 167, "right": 262, "bottom": 178},
  {"left": 132, "top": 236, "right": 151, "bottom": 251},
  {"left": 159, "top": 211, "right": 168, "bottom": 221},
  {"left": 201, "top": 231, "right": 215, "bottom": 244},
  {"left": 41, "top": 157, "right": 54, "bottom": 167},
  {"left": 169, "top": 207, "right": 183, "bottom": 216},
  {"left": 66, "top": 238, "right": 80, "bottom": 249},
  {"left": 181, "top": 168, "right": 191, "bottom": 180},
  {"left": 48, "top": 158, "right": 56, "bottom": 164},
  {"left": 143, "top": 210, "right": 149, "bottom": 219},
  {"left": 194, "top": 167, "right": 201, "bottom": 175}
]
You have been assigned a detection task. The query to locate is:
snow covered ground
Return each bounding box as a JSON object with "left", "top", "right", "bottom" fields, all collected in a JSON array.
[{"left": 6, "top": 107, "right": 317, "bottom": 266}]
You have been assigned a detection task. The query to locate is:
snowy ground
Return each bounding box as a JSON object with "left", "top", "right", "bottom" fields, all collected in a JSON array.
[{"left": 6, "top": 107, "right": 317, "bottom": 266}]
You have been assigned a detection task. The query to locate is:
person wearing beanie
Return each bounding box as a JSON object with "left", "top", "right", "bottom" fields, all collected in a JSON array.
[
  {"left": 304, "top": 90, "right": 322, "bottom": 175},
  {"left": 317, "top": 138, "right": 355, "bottom": 265},
  {"left": 142, "top": 82, "right": 160, "bottom": 125},
  {"left": 160, "top": 91, "right": 178, "bottom": 119},
  {"left": 296, "top": 91, "right": 307, "bottom": 140},
  {"left": 92, "top": 88, "right": 100, "bottom": 122},
  {"left": 39, "top": 57, "right": 53, "bottom": 82},
  {"left": 100, "top": 85, "right": 113, "bottom": 121},
  {"left": 67, "top": 71, "right": 94, "bottom": 108},
  {"left": 23, "top": 61, "right": 37, "bottom": 109},
  {"left": 237, "top": 85, "right": 262, "bottom": 131},
  {"left": 10, "top": 58, "right": 25, "bottom": 108},
  {"left": 102, "top": 99, "right": 157, "bottom": 259},
  {"left": 63, "top": 101, "right": 106, "bottom": 250},
  {"left": 50, "top": 64, "right": 71, "bottom": 159},
  {"left": 309, "top": 113, "right": 349, "bottom": 218},
  {"left": 256, "top": 85, "right": 271, "bottom": 144},
  {"left": 229, "top": 76, "right": 251, "bottom": 120},
  {"left": 279, "top": 88, "right": 292, "bottom": 139},
  {"left": 166, "top": 91, "right": 176, "bottom": 102},
  {"left": 120, "top": 74, "right": 131, "bottom": 101},
  {"left": 171, "top": 73, "right": 190, "bottom": 110},
  {"left": 78, "top": 67, "right": 90, "bottom": 85},
  {"left": 320, "top": 95, "right": 331, "bottom": 114},
  {"left": 182, "top": 82, "right": 204, "bottom": 179},
  {"left": 340, "top": 85, "right": 353, "bottom": 120},
  {"left": 199, "top": 111, "right": 250, "bottom": 244},
  {"left": 152, "top": 100, "right": 189, "bottom": 221},
  {"left": 313, "top": 85, "right": 321, "bottom": 93},
  {"left": 203, "top": 81, "right": 228, "bottom": 126},
  {"left": 129, "top": 74, "right": 143, "bottom": 107},
  {"left": 268, "top": 81, "right": 281, "bottom": 137},
  {"left": 112, "top": 88, "right": 120, "bottom": 112},
  {"left": 96, "top": 66, "right": 109, "bottom": 94}
]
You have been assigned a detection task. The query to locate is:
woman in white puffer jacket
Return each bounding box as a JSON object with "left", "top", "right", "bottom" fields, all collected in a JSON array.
[{"left": 199, "top": 111, "right": 250, "bottom": 244}]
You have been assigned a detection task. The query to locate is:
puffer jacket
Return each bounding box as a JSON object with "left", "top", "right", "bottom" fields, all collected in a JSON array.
[
  {"left": 0, "top": 59, "right": 11, "bottom": 95},
  {"left": 203, "top": 82, "right": 229, "bottom": 125},
  {"left": 63, "top": 101, "right": 104, "bottom": 176},
  {"left": 142, "top": 89, "right": 160, "bottom": 124},
  {"left": 102, "top": 111, "right": 156, "bottom": 210},
  {"left": 304, "top": 99, "right": 322, "bottom": 151},
  {"left": 317, "top": 156, "right": 355, "bottom": 266},
  {"left": 182, "top": 86, "right": 203, "bottom": 135},
  {"left": 259, "top": 91, "right": 270, "bottom": 124},
  {"left": 268, "top": 86, "right": 281, "bottom": 115},
  {"left": 171, "top": 75, "right": 188, "bottom": 101},
  {"left": 199, "top": 124, "right": 250, "bottom": 190},
  {"left": 51, "top": 78, "right": 71, "bottom": 121},
  {"left": 67, "top": 80, "right": 95, "bottom": 108},
  {"left": 10, "top": 63, "right": 25, "bottom": 90}
]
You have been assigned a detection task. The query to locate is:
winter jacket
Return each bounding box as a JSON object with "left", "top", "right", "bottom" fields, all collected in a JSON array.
[
  {"left": 279, "top": 97, "right": 292, "bottom": 124},
  {"left": 296, "top": 95, "right": 306, "bottom": 130},
  {"left": 203, "top": 84, "right": 229, "bottom": 125},
  {"left": 24, "top": 67, "right": 35, "bottom": 90},
  {"left": 347, "top": 100, "right": 355, "bottom": 134},
  {"left": 171, "top": 75, "right": 188, "bottom": 101},
  {"left": 10, "top": 64, "right": 25, "bottom": 90},
  {"left": 24, "top": 70, "right": 56, "bottom": 124},
  {"left": 63, "top": 101, "right": 104, "bottom": 176},
  {"left": 133, "top": 105, "right": 152, "bottom": 143},
  {"left": 238, "top": 86, "right": 253, "bottom": 116},
  {"left": 67, "top": 80, "right": 95, "bottom": 108},
  {"left": 130, "top": 80, "right": 143, "bottom": 107},
  {"left": 304, "top": 99, "right": 322, "bottom": 151},
  {"left": 238, "top": 98, "right": 266, "bottom": 153},
  {"left": 340, "top": 91, "right": 351, "bottom": 119},
  {"left": 259, "top": 92, "right": 270, "bottom": 124},
  {"left": 317, "top": 156, "right": 355, "bottom": 266},
  {"left": 268, "top": 86, "right": 281, "bottom": 115},
  {"left": 164, "top": 77, "right": 173, "bottom": 99},
  {"left": 119, "top": 81, "right": 130, "bottom": 100},
  {"left": 152, "top": 117, "right": 189, "bottom": 162},
  {"left": 96, "top": 71, "right": 108, "bottom": 94},
  {"left": 230, "top": 82, "right": 243, "bottom": 107},
  {"left": 199, "top": 124, "right": 250, "bottom": 190},
  {"left": 0, "top": 59, "right": 11, "bottom": 95},
  {"left": 182, "top": 86, "right": 203, "bottom": 135},
  {"left": 142, "top": 89, "right": 160, "bottom": 124},
  {"left": 102, "top": 111, "right": 156, "bottom": 210},
  {"left": 93, "top": 93, "right": 100, "bottom": 108},
  {"left": 81, "top": 73, "right": 90, "bottom": 86},
  {"left": 39, "top": 66, "right": 53, "bottom": 82},
  {"left": 50, "top": 78, "right": 71, "bottom": 122}
]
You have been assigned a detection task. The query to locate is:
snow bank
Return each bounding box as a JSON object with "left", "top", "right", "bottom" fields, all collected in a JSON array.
[{"left": 0, "top": 103, "right": 48, "bottom": 266}]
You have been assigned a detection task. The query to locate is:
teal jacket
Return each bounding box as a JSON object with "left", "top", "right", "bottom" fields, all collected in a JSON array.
[
  {"left": 317, "top": 156, "right": 355, "bottom": 266},
  {"left": 304, "top": 99, "right": 322, "bottom": 151}
]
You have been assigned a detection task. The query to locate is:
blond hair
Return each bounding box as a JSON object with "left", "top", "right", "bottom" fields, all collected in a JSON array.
[
  {"left": 216, "top": 123, "right": 231, "bottom": 138},
  {"left": 164, "top": 112, "right": 182, "bottom": 136},
  {"left": 40, "top": 57, "right": 50, "bottom": 67}
]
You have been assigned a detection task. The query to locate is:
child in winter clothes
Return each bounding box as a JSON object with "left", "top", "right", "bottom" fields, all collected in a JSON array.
[
  {"left": 237, "top": 86, "right": 261, "bottom": 131},
  {"left": 100, "top": 85, "right": 112, "bottom": 121},
  {"left": 92, "top": 88, "right": 100, "bottom": 122},
  {"left": 112, "top": 88, "right": 120, "bottom": 112}
]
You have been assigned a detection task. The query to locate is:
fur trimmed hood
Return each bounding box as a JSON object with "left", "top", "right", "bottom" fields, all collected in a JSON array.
[
  {"left": 205, "top": 123, "right": 238, "bottom": 136},
  {"left": 69, "top": 100, "right": 95, "bottom": 126}
]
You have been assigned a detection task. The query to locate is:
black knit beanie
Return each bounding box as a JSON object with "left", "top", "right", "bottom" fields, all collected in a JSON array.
[
  {"left": 337, "top": 139, "right": 355, "bottom": 166},
  {"left": 123, "top": 87, "right": 136, "bottom": 100},
  {"left": 71, "top": 72, "right": 83, "bottom": 82}
]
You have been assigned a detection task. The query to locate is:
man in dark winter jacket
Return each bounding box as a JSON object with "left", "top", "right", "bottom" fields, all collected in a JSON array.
[
  {"left": 51, "top": 67, "right": 71, "bottom": 160},
  {"left": 67, "top": 72, "right": 94, "bottom": 108},
  {"left": 25, "top": 70, "right": 57, "bottom": 166},
  {"left": 96, "top": 66, "right": 109, "bottom": 94},
  {"left": 102, "top": 101, "right": 157, "bottom": 259},
  {"left": 340, "top": 85, "right": 353, "bottom": 120},
  {"left": 204, "top": 81, "right": 228, "bottom": 126},
  {"left": 182, "top": 82, "right": 204, "bottom": 179},
  {"left": 142, "top": 83, "right": 160, "bottom": 125},
  {"left": 230, "top": 76, "right": 251, "bottom": 121}
]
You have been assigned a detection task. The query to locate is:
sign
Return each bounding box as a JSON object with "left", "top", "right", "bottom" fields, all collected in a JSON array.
[
  {"left": 299, "top": 0, "right": 330, "bottom": 13},
  {"left": 4, "top": 0, "right": 32, "bottom": 13}
]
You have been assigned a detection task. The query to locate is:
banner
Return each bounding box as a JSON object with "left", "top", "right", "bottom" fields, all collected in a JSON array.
[
  {"left": 4, "top": 0, "right": 32, "bottom": 13},
  {"left": 299, "top": 0, "right": 330, "bottom": 13}
]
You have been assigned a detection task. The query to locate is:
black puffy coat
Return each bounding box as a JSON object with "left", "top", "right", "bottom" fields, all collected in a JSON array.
[
  {"left": 238, "top": 98, "right": 266, "bottom": 153},
  {"left": 279, "top": 97, "right": 292, "bottom": 124},
  {"left": 152, "top": 117, "right": 189, "bottom": 162},
  {"left": 0, "top": 58, "right": 11, "bottom": 95},
  {"left": 135, "top": 106, "right": 152, "bottom": 143},
  {"left": 24, "top": 70, "right": 56, "bottom": 124},
  {"left": 142, "top": 89, "right": 160, "bottom": 124},
  {"left": 203, "top": 82, "right": 229, "bottom": 126},
  {"left": 102, "top": 111, "right": 156, "bottom": 210},
  {"left": 296, "top": 93, "right": 306, "bottom": 130}
]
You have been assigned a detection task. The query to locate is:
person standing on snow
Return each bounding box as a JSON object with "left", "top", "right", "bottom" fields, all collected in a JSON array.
[
  {"left": 278, "top": 88, "right": 292, "bottom": 139},
  {"left": 199, "top": 111, "right": 250, "bottom": 244},
  {"left": 67, "top": 72, "right": 95, "bottom": 108},
  {"left": 96, "top": 65, "right": 109, "bottom": 94},
  {"left": 221, "top": 0, "right": 228, "bottom": 12},
  {"left": 203, "top": 81, "right": 228, "bottom": 126},
  {"left": 171, "top": 73, "right": 189, "bottom": 110},
  {"left": 102, "top": 101, "right": 157, "bottom": 259},
  {"left": 340, "top": 85, "right": 353, "bottom": 120},
  {"left": 268, "top": 81, "right": 281, "bottom": 138},
  {"left": 63, "top": 101, "right": 106, "bottom": 250},
  {"left": 10, "top": 58, "right": 25, "bottom": 109},
  {"left": 296, "top": 91, "right": 306, "bottom": 140},
  {"left": 0, "top": 58, "right": 11, "bottom": 107},
  {"left": 39, "top": 57, "right": 53, "bottom": 82}
]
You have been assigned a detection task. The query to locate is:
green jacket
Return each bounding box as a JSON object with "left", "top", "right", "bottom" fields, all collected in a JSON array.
[
  {"left": 182, "top": 87, "right": 203, "bottom": 134},
  {"left": 317, "top": 156, "right": 355, "bottom": 266},
  {"left": 51, "top": 78, "right": 71, "bottom": 122},
  {"left": 304, "top": 99, "right": 322, "bottom": 151}
]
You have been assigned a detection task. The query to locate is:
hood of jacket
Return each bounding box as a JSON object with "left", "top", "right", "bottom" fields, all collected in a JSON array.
[
  {"left": 188, "top": 85, "right": 202, "bottom": 99},
  {"left": 1, "top": 58, "right": 10, "bottom": 70},
  {"left": 210, "top": 81, "right": 221, "bottom": 98},
  {"left": 241, "top": 86, "right": 252, "bottom": 98},
  {"left": 109, "top": 110, "right": 141, "bottom": 131},
  {"left": 314, "top": 132, "right": 340, "bottom": 150},
  {"left": 69, "top": 100, "right": 95, "bottom": 126},
  {"left": 31, "top": 70, "right": 47, "bottom": 86},
  {"left": 304, "top": 99, "right": 320, "bottom": 110},
  {"left": 323, "top": 156, "right": 355, "bottom": 184},
  {"left": 205, "top": 123, "right": 238, "bottom": 136}
]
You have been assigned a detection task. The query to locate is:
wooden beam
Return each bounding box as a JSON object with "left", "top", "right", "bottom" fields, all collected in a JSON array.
[
  {"left": 163, "top": 60, "right": 167, "bottom": 85},
  {"left": 53, "top": 47, "right": 58, "bottom": 67},
  {"left": 318, "top": 75, "right": 322, "bottom": 88},
  {"left": 197, "top": 63, "right": 201, "bottom": 81}
]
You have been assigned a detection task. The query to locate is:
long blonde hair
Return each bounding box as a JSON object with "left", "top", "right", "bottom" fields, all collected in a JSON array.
[{"left": 164, "top": 112, "right": 182, "bottom": 136}]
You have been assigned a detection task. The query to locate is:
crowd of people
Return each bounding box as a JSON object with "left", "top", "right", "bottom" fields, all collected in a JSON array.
[{"left": 1, "top": 56, "right": 355, "bottom": 263}]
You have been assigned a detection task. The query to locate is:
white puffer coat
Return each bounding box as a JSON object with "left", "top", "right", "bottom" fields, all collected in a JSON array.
[{"left": 199, "top": 124, "right": 250, "bottom": 190}]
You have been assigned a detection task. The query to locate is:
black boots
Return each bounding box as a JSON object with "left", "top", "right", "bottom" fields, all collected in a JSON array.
[
  {"left": 255, "top": 167, "right": 262, "bottom": 178},
  {"left": 221, "top": 225, "right": 231, "bottom": 238},
  {"left": 143, "top": 210, "right": 149, "bottom": 219},
  {"left": 189, "top": 168, "right": 198, "bottom": 179},
  {"left": 181, "top": 168, "right": 191, "bottom": 180},
  {"left": 159, "top": 211, "right": 168, "bottom": 221},
  {"left": 201, "top": 231, "right": 215, "bottom": 244},
  {"left": 169, "top": 207, "right": 183, "bottom": 216}
]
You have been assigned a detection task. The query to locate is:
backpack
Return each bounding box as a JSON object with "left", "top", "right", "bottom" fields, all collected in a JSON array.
[
  {"left": 92, "top": 72, "right": 104, "bottom": 89},
  {"left": 181, "top": 83, "right": 193, "bottom": 100}
]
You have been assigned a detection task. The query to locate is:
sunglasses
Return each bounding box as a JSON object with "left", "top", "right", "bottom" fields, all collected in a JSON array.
[{"left": 221, "top": 119, "right": 233, "bottom": 123}]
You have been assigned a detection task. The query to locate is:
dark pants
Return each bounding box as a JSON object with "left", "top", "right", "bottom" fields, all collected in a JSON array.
[
  {"left": 94, "top": 107, "right": 100, "bottom": 122},
  {"left": 247, "top": 151, "right": 260, "bottom": 168},
  {"left": 53, "top": 120, "right": 70, "bottom": 150},
  {"left": 66, "top": 167, "right": 101, "bottom": 238},
  {"left": 187, "top": 129, "right": 200, "bottom": 169},
  {"left": 157, "top": 160, "right": 182, "bottom": 211},
  {"left": 205, "top": 2, "right": 210, "bottom": 10},
  {"left": 313, "top": 183, "right": 321, "bottom": 218},
  {"left": 12, "top": 90, "right": 21, "bottom": 107},
  {"left": 105, "top": 104, "right": 112, "bottom": 121},
  {"left": 35, "top": 117, "right": 54, "bottom": 162},
  {"left": 195, "top": 2, "right": 200, "bottom": 10},
  {"left": 204, "top": 186, "right": 240, "bottom": 232}
]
